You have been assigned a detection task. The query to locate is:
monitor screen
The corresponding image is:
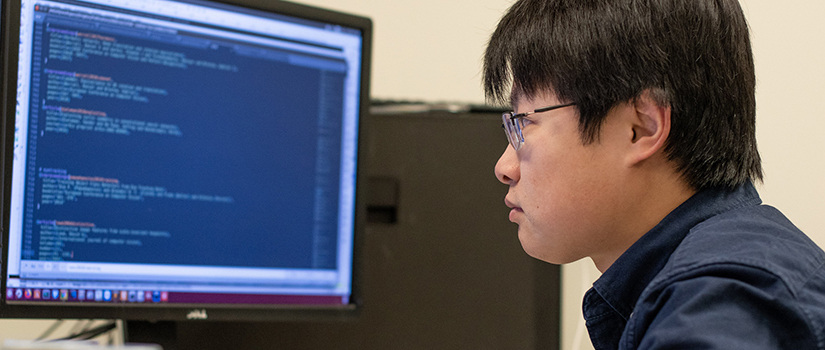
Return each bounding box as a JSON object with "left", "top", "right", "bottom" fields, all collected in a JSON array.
[{"left": 0, "top": 0, "right": 370, "bottom": 321}]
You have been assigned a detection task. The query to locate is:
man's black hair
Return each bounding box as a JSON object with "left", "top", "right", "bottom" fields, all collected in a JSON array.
[{"left": 483, "top": 0, "right": 762, "bottom": 190}]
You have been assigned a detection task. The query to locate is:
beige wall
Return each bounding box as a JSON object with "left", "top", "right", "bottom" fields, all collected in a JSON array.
[
  {"left": 282, "top": 0, "right": 510, "bottom": 103},
  {"left": 2, "top": 0, "right": 823, "bottom": 348}
]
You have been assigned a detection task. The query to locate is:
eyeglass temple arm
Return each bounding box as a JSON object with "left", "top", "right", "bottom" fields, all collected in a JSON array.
[{"left": 534, "top": 102, "right": 576, "bottom": 113}]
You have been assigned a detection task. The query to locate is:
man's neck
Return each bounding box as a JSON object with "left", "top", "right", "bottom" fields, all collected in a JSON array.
[{"left": 591, "top": 162, "right": 696, "bottom": 273}]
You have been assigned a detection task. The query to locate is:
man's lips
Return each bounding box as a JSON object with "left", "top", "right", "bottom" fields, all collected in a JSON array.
[
  {"left": 505, "top": 198, "right": 520, "bottom": 210},
  {"left": 505, "top": 198, "right": 523, "bottom": 222}
]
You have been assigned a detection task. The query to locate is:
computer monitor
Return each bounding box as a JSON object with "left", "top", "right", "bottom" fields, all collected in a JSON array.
[{"left": 0, "top": 0, "right": 370, "bottom": 321}]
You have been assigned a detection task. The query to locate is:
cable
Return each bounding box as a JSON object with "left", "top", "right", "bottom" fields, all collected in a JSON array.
[
  {"left": 35, "top": 320, "right": 65, "bottom": 341},
  {"left": 68, "top": 320, "right": 92, "bottom": 337},
  {"left": 53, "top": 321, "right": 118, "bottom": 341},
  {"left": 78, "top": 322, "right": 118, "bottom": 341}
]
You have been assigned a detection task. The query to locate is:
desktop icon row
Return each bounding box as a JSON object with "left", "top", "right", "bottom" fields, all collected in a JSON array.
[{"left": 6, "top": 288, "right": 169, "bottom": 303}]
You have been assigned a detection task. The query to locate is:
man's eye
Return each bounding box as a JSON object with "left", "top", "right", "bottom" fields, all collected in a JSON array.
[{"left": 520, "top": 118, "right": 533, "bottom": 127}]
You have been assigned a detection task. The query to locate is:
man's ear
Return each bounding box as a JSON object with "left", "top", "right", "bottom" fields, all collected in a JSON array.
[{"left": 627, "top": 89, "right": 671, "bottom": 165}]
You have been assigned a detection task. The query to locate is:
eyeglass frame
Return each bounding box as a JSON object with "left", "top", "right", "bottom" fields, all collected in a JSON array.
[{"left": 502, "top": 102, "right": 577, "bottom": 150}]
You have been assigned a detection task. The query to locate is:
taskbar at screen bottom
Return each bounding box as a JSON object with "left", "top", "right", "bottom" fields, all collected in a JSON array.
[{"left": 5, "top": 287, "right": 349, "bottom": 306}]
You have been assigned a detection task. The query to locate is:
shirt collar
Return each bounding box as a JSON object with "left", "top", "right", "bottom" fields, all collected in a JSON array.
[{"left": 585, "top": 181, "right": 763, "bottom": 321}]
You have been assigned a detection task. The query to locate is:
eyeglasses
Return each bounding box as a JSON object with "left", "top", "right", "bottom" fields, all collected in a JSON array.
[{"left": 502, "top": 102, "right": 576, "bottom": 150}]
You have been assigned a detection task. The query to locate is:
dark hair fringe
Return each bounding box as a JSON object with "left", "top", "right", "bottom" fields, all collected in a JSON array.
[{"left": 483, "top": 0, "right": 762, "bottom": 190}]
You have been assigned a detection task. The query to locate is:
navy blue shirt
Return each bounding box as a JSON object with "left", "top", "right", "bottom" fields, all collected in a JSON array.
[{"left": 584, "top": 182, "right": 825, "bottom": 349}]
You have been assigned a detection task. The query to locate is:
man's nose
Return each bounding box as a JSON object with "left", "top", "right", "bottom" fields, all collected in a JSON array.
[{"left": 495, "top": 144, "right": 519, "bottom": 185}]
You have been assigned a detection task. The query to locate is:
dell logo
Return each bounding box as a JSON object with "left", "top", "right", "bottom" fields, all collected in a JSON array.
[{"left": 186, "top": 309, "right": 208, "bottom": 320}]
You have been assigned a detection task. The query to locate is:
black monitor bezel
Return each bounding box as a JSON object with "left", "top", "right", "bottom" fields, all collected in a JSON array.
[{"left": 0, "top": 0, "right": 371, "bottom": 322}]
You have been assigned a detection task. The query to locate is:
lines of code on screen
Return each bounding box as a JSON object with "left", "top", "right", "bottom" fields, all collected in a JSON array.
[{"left": 20, "top": 4, "right": 347, "bottom": 269}]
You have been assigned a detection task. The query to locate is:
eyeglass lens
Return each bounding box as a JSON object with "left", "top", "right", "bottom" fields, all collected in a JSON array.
[{"left": 502, "top": 113, "right": 523, "bottom": 150}]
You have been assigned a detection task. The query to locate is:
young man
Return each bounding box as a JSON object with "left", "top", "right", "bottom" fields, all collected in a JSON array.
[{"left": 485, "top": 0, "right": 825, "bottom": 348}]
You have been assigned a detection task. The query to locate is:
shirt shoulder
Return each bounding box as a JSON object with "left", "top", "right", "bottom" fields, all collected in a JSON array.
[
  {"left": 662, "top": 204, "right": 825, "bottom": 293},
  {"left": 623, "top": 204, "right": 825, "bottom": 349}
]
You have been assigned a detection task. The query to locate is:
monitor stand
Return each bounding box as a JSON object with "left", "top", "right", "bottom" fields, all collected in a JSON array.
[{"left": 123, "top": 321, "right": 178, "bottom": 350}]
